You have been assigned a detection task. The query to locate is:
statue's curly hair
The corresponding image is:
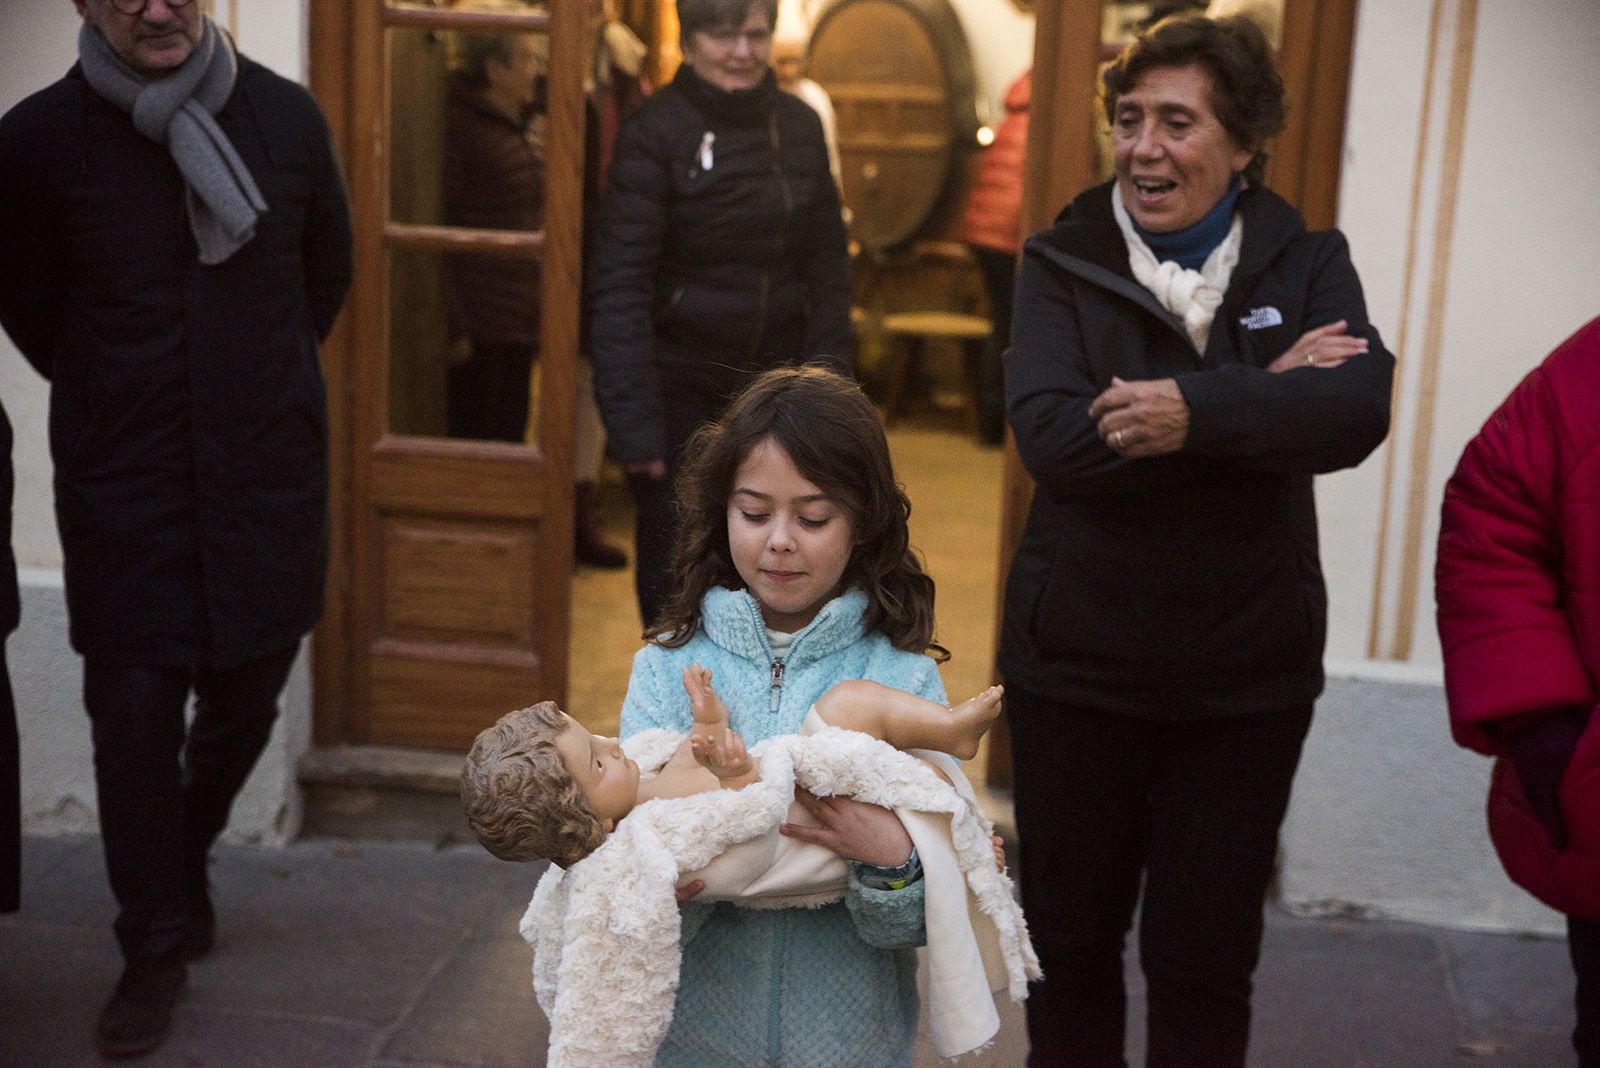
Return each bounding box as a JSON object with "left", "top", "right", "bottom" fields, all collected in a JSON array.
[{"left": 460, "top": 703, "right": 609, "bottom": 868}]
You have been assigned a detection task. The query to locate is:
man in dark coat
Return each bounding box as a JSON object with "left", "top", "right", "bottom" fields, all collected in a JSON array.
[{"left": 0, "top": 0, "right": 352, "bottom": 1057}]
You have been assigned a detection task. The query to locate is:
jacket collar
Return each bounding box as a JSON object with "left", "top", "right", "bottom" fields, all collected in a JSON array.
[
  {"left": 1024, "top": 178, "right": 1309, "bottom": 349},
  {"left": 672, "top": 62, "right": 779, "bottom": 127},
  {"left": 701, "top": 586, "right": 868, "bottom": 665}
]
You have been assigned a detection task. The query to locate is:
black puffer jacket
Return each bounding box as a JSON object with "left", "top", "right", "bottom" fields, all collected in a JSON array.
[
  {"left": 588, "top": 65, "right": 851, "bottom": 464},
  {"left": 999, "top": 180, "right": 1393, "bottom": 717}
]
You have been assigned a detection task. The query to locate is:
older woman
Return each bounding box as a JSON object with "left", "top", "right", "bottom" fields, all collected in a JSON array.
[
  {"left": 587, "top": 0, "right": 851, "bottom": 628},
  {"left": 999, "top": 16, "right": 1393, "bottom": 1067}
]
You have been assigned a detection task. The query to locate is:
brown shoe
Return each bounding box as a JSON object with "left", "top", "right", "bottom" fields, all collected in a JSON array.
[{"left": 96, "top": 961, "right": 186, "bottom": 1059}]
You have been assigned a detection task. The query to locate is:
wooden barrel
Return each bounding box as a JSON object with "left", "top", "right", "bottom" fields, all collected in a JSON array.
[{"left": 808, "top": 0, "right": 980, "bottom": 252}]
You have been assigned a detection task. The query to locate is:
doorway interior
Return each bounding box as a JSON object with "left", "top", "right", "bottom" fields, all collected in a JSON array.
[{"left": 306, "top": 0, "right": 1354, "bottom": 796}]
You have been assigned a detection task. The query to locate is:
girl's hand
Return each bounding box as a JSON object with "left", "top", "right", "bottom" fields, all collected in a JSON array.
[
  {"left": 783, "top": 788, "right": 913, "bottom": 868},
  {"left": 675, "top": 879, "right": 705, "bottom": 904},
  {"left": 991, "top": 834, "right": 1006, "bottom": 873},
  {"left": 1267, "top": 319, "right": 1368, "bottom": 374}
]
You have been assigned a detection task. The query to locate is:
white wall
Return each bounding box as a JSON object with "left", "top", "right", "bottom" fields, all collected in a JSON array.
[
  {"left": 1278, "top": 0, "right": 1600, "bottom": 934},
  {"left": 0, "top": 0, "right": 314, "bottom": 846}
]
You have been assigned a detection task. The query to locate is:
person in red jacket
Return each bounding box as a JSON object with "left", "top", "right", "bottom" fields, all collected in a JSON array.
[
  {"left": 1436, "top": 315, "right": 1600, "bottom": 1068},
  {"left": 958, "top": 69, "right": 1029, "bottom": 446}
]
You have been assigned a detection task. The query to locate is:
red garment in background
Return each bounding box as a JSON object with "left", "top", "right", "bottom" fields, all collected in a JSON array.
[
  {"left": 1437, "top": 315, "right": 1600, "bottom": 920},
  {"left": 959, "top": 70, "right": 1030, "bottom": 256}
]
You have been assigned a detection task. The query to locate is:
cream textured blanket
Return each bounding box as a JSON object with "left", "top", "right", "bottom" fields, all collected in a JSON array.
[{"left": 520, "top": 724, "right": 1040, "bottom": 1067}]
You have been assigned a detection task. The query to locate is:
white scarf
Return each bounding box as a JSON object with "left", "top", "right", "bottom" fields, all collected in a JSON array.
[{"left": 1111, "top": 183, "right": 1243, "bottom": 354}]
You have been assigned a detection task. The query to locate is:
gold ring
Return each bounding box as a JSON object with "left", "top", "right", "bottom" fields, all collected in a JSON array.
[
  {"left": 1113, "top": 429, "right": 1125, "bottom": 449},
  {"left": 1307, "top": 351, "right": 1316, "bottom": 366}
]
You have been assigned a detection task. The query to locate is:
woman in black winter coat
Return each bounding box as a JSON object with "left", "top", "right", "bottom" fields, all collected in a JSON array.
[
  {"left": 587, "top": 0, "right": 851, "bottom": 627},
  {"left": 999, "top": 16, "right": 1393, "bottom": 1067}
]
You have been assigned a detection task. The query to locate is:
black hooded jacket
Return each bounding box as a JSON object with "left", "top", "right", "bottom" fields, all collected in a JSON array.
[
  {"left": 998, "top": 180, "right": 1394, "bottom": 716},
  {"left": 587, "top": 65, "right": 852, "bottom": 464}
]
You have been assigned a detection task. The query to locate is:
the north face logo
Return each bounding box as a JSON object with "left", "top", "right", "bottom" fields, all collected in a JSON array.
[{"left": 1239, "top": 306, "right": 1284, "bottom": 330}]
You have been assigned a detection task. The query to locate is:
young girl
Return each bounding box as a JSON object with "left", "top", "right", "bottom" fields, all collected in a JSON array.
[{"left": 618, "top": 365, "right": 947, "bottom": 1067}]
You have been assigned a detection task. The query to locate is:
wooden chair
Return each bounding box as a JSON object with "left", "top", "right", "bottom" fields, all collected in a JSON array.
[{"left": 869, "top": 241, "right": 992, "bottom": 430}]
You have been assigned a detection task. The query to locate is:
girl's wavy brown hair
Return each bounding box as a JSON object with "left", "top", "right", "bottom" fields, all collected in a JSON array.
[
  {"left": 460, "top": 703, "right": 609, "bottom": 868},
  {"left": 650, "top": 366, "right": 947, "bottom": 662}
]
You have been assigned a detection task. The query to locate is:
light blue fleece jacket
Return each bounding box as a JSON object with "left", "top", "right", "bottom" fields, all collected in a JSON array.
[{"left": 619, "top": 586, "right": 948, "bottom": 1068}]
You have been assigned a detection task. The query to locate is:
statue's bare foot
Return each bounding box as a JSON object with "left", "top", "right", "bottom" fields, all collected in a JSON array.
[{"left": 947, "top": 685, "right": 1004, "bottom": 760}]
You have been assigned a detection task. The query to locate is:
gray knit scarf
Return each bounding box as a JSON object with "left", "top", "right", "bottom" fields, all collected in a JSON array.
[{"left": 78, "top": 17, "right": 268, "bottom": 265}]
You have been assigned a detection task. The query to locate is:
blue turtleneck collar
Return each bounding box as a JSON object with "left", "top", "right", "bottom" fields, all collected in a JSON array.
[{"left": 1135, "top": 178, "right": 1242, "bottom": 271}]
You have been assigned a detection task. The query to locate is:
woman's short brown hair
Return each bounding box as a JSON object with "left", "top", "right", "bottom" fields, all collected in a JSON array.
[
  {"left": 1101, "top": 14, "right": 1285, "bottom": 184},
  {"left": 460, "top": 703, "right": 609, "bottom": 867},
  {"left": 677, "top": 0, "right": 777, "bottom": 42}
]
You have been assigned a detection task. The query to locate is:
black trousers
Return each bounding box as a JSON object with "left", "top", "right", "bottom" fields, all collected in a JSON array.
[
  {"left": 625, "top": 377, "right": 731, "bottom": 629},
  {"left": 1573, "top": 915, "right": 1600, "bottom": 1067},
  {"left": 969, "top": 246, "right": 1016, "bottom": 439},
  {"left": 83, "top": 644, "right": 298, "bottom": 965},
  {"left": 446, "top": 342, "right": 535, "bottom": 442},
  {"left": 1, "top": 644, "right": 18, "bottom": 914},
  {"left": 1007, "top": 690, "right": 1314, "bottom": 1068}
]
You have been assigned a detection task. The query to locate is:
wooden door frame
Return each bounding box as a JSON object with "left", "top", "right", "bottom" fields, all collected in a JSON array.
[
  {"left": 309, "top": 0, "right": 354, "bottom": 745},
  {"left": 307, "top": 0, "right": 585, "bottom": 747},
  {"left": 986, "top": 0, "right": 1360, "bottom": 786}
]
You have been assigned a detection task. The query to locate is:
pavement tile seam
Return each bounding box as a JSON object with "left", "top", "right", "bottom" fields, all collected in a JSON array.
[
  {"left": 371, "top": 913, "right": 486, "bottom": 1062},
  {"left": 186, "top": 1002, "right": 385, "bottom": 1032}
]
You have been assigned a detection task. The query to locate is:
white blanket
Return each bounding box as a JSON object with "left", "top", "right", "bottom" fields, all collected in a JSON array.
[{"left": 520, "top": 724, "right": 1041, "bottom": 1067}]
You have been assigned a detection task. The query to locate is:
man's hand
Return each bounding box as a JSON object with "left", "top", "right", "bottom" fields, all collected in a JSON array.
[
  {"left": 1088, "top": 376, "right": 1190, "bottom": 458},
  {"left": 782, "top": 788, "right": 913, "bottom": 868}
]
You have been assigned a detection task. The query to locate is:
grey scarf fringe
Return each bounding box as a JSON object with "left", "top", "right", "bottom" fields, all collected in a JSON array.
[{"left": 78, "top": 17, "right": 269, "bottom": 265}]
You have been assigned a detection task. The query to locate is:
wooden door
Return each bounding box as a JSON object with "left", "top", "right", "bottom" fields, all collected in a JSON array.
[{"left": 310, "top": 1, "right": 586, "bottom": 750}]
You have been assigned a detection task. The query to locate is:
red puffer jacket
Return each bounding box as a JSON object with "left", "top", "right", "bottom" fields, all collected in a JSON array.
[
  {"left": 959, "top": 70, "right": 1029, "bottom": 255},
  {"left": 1436, "top": 315, "right": 1600, "bottom": 920}
]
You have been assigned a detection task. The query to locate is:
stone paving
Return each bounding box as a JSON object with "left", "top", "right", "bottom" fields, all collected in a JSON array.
[{"left": 0, "top": 835, "right": 1577, "bottom": 1067}]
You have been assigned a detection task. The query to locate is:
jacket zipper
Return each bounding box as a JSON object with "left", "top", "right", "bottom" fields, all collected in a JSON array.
[
  {"left": 747, "top": 114, "right": 792, "bottom": 365},
  {"left": 768, "top": 658, "right": 786, "bottom": 715}
]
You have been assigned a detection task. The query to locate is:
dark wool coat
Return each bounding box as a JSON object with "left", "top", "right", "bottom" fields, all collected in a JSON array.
[
  {"left": 999, "top": 180, "right": 1393, "bottom": 717},
  {"left": 587, "top": 65, "right": 851, "bottom": 465},
  {"left": 0, "top": 59, "right": 353, "bottom": 670},
  {"left": 1437, "top": 317, "right": 1600, "bottom": 920},
  {"left": 444, "top": 76, "right": 542, "bottom": 348}
]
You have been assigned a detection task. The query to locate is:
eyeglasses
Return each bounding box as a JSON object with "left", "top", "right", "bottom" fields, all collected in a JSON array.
[
  {"left": 699, "top": 27, "right": 772, "bottom": 50},
  {"left": 108, "top": 0, "right": 195, "bottom": 15}
]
